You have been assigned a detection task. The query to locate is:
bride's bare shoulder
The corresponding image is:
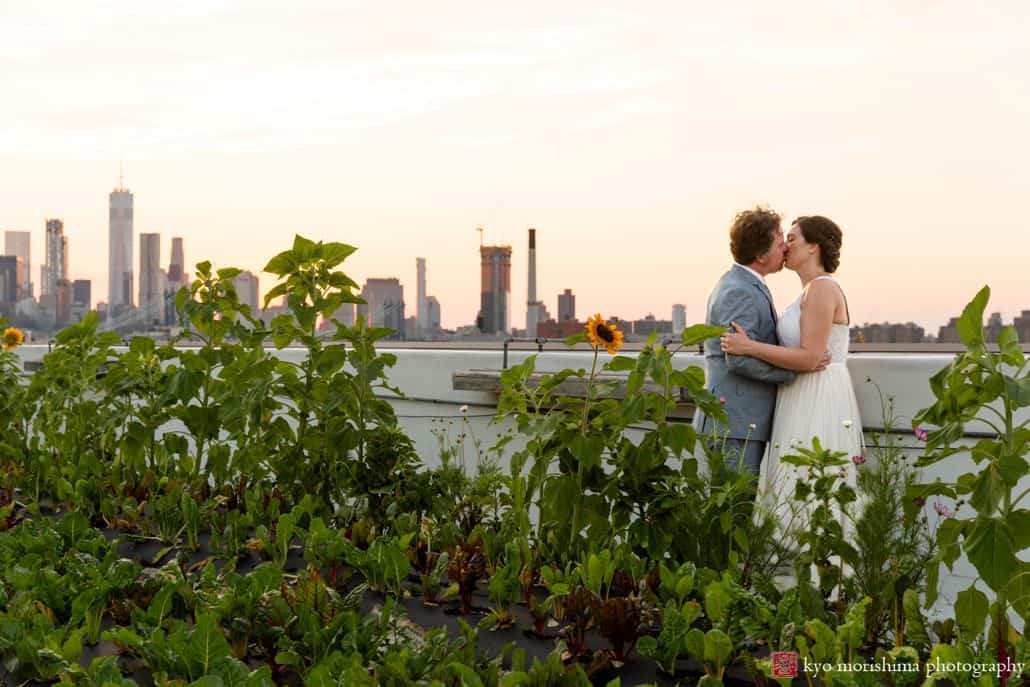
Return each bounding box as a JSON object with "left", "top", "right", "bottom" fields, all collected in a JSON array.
[{"left": 800, "top": 278, "right": 842, "bottom": 306}]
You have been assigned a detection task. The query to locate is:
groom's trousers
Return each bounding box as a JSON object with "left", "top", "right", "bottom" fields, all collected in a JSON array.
[{"left": 723, "top": 438, "right": 766, "bottom": 476}]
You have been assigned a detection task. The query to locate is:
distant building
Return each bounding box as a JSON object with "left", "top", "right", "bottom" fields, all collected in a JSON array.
[
  {"left": 168, "top": 237, "right": 186, "bottom": 284},
  {"left": 672, "top": 304, "right": 687, "bottom": 336},
  {"left": 425, "top": 295, "right": 441, "bottom": 331},
  {"left": 0, "top": 256, "right": 19, "bottom": 308},
  {"left": 416, "top": 257, "right": 428, "bottom": 333},
  {"left": 71, "top": 279, "right": 91, "bottom": 323},
  {"left": 937, "top": 317, "right": 960, "bottom": 344},
  {"left": 537, "top": 318, "right": 583, "bottom": 339},
  {"left": 558, "top": 289, "right": 576, "bottom": 322},
  {"left": 633, "top": 314, "right": 673, "bottom": 337},
  {"left": 139, "top": 233, "right": 165, "bottom": 324},
  {"left": 322, "top": 302, "right": 355, "bottom": 331},
  {"left": 608, "top": 316, "right": 632, "bottom": 338},
  {"left": 477, "top": 245, "right": 511, "bottom": 335},
  {"left": 851, "top": 321, "right": 925, "bottom": 344},
  {"left": 56, "top": 280, "right": 72, "bottom": 327},
  {"left": 938, "top": 311, "right": 1007, "bottom": 344},
  {"left": 985, "top": 312, "right": 1004, "bottom": 343},
  {"left": 358, "top": 277, "right": 405, "bottom": 338},
  {"left": 4, "top": 230, "right": 32, "bottom": 299},
  {"left": 42, "top": 219, "right": 68, "bottom": 298},
  {"left": 109, "top": 185, "right": 134, "bottom": 311},
  {"left": 72, "top": 279, "right": 91, "bottom": 307},
  {"left": 1015, "top": 311, "right": 1030, "bottom": 343},
  {"left": 232, "top": 270, "right": 260, "bottom": 312}
]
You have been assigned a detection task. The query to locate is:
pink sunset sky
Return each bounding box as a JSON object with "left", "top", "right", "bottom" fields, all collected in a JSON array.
[{"left": 1, "top": 1, "right": 1028, "bottom": 332}]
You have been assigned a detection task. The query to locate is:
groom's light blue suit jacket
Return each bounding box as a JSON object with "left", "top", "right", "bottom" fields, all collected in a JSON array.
[{"left": 694, "top": 264, "right": 795, "bottom": 442}]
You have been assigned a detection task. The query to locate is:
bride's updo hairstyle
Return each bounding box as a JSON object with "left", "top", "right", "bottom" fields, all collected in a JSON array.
[{"left": 794, "top": 215, "right": 842, "bottom": 273}]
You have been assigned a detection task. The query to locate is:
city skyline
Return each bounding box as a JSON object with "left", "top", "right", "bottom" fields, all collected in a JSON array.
[{"left": 2, "top": 1, "right": 1029, "bottom": 331}]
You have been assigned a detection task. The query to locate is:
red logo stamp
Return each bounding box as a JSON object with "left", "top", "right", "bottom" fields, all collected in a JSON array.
[{"left": 771, "top": 651, "right": 799, "bottom": 678}]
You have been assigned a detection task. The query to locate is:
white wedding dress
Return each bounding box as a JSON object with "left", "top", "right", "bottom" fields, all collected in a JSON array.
[{"left": 758, "top": 276, "right": 864, "bottom": 536}]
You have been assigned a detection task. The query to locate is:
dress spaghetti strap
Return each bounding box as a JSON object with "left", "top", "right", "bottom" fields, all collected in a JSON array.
[{"left": 809, "top": 275, "right": 850, "bottom": 326}]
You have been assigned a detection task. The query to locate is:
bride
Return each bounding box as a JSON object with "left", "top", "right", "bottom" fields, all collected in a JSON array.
[{"left": 719, "top": 215, "right": 863, "bottom": 533}]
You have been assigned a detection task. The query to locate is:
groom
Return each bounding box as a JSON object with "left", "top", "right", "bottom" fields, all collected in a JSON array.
[{"left": 694, "top": 207, "right": 822, "bottom": 474}]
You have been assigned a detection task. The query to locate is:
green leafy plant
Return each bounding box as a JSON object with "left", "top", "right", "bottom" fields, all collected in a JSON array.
[
  {"left": 496, "top": 324, "right": 727, "bottom": 568},
  {"left": 261, "top": 235, "right": 401, "bottom": 516},
  {"left": 850, "top": 380, "right": 935, "bottom": 647},
  {"left": 909, "top": 286, "right": 1029, "bottom": 684},
  {"left": 480, "top": 544, "right": 522, "bottom": 630},
  {"left": 22, "top": 312, "right": 121, "bottom": 511},
  {"left": 780, "top": 437, "right": 859, "bottom": 612}
]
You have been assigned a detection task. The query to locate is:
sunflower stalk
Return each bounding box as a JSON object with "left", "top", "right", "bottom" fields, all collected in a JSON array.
[{"left": 569, "top": 345, "right": 600, "bottom": 556}]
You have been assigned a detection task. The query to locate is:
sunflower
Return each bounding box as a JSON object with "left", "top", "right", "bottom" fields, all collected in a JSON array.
[
  {"left": 2, "top": 327, "right": 24, "bottom": 351},
  {"left": 585, "top": 313, "right": 624, "bottom": 354}
]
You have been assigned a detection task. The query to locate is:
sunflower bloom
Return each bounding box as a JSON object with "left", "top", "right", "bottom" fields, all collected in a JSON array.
[
  {"left": 2, "top": 327, "right": 24, "bottom": 351},
  {"left": 585, "top": 313, "right": 623, "bottom": 354}
]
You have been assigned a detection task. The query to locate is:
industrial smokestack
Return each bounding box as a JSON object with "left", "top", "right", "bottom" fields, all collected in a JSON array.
[
  {"left": 526, "top": 228, "right": 540, "bottom": 337},
  {"left": 528, "top": 229, "right": 537, "bottom": 303}
]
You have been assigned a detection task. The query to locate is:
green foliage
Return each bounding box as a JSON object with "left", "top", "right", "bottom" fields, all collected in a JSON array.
[
  {"left": 496, "top": 325, "right": 726, "bottom": 563},
  {"left": 909, "top": 286, "right": 1029, "bottom": 674},
  {"left": 780, "top": 437, "right": 858, "bottom": 607},
  {"left": 850, "top": 380, "right": 935, "bottom": 647}
]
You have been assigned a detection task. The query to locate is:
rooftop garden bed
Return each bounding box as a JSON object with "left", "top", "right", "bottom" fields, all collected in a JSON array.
[{"left": 0, "top": 238, "right": 1025, "bottom": 686}]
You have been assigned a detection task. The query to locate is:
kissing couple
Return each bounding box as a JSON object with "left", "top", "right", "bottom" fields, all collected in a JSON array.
[{"left": 693, "top": 207, "right": 864, "bottom": 507}]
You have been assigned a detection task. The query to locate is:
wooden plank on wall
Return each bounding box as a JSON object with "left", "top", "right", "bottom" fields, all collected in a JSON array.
[{"left": 453, "top": 369, "right": 697, "bottom": 419}]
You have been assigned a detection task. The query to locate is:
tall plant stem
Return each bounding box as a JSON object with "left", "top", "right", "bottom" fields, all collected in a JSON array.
[{"left": 569, "top": 346, "right": 599, "bottom": 555}]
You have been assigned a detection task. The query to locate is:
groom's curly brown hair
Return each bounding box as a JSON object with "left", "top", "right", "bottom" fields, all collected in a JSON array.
[{"left": 729, "top": 207, "right": 782, "bottom": 265}]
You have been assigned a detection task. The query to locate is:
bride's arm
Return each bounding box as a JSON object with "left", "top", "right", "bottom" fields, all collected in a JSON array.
[{"left": 722, "top": 282, "right": 836, "bottom": 372}]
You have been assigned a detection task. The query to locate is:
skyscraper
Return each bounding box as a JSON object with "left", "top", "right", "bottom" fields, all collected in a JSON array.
[
  {"left": 558, "top": 288, "right": 576, "bottom": 323},
  {"left": 425, "top": 295, "right": 441, "bottom": 331},
  {"left": 168, "top": 237, "right": 185, "bottom": 284},
  {"left": 0, "top": 256, "right": 19, "bottom": 306},
  {"left": 477, "top": 245, "right": 511, "bottom": 334},
  {"left": 232, "top": 271, "right": 260, "bottom": 312},
  {"left": 416, "top": 257, "right": 428, "bottom": 333},
  {"left": 109, "top": 184, "right": 134, "bottom": 312},
  {"left": 358, "top": 278, "right": 405, "bottom": 338},
  {"left": 42, "top": 219, "right": 68, "bottom": 298},
  {"left": 3, "top": 231, "right": 31, "bottom": 299},
  {"left": 139, "top": 233, "right": 164, "bottom": 323},
  {"left": 672, "top": 304, "right": 686, "bottom": 335},
  {"left": 73, "top": 279, "right": 92, "bottom": 307}
]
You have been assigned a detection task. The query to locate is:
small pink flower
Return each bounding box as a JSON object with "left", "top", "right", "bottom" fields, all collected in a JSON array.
[
  {"left": 914, "top": 427, "right": 928, "bottom": 441},
  {"left": 719, "top": 396, "right": 726, "bottom": 404},
  {"left": 852, "top": 455, "right": 865, "bottom": 465},
  {"left": 914, "top": 496, "right": 926, "bottom": 507},
  {"left": 934, "top": 501, "right": 952, "bottom": 517}
]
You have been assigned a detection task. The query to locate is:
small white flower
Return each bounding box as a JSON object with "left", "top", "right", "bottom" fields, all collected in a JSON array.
[
  {"left": 459, "top": 405, "right": 469, "bottom": 413},
  {"left": 748, "top": 423, "right": 756, "bottom": 430},
  {"left": 842, "top": 420, "right": 853, "bottom": 429},
  {"left": 790, "top": 437, "right": 801, "bottom": 448}
]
